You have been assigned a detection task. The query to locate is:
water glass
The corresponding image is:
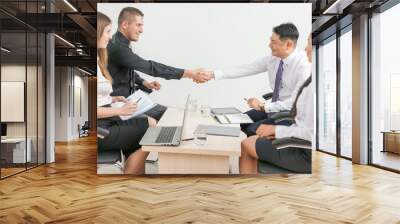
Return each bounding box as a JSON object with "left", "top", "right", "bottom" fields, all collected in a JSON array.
[
  {"left": 188, "top": 99, "right": 198, "bottom": 112},
  {"left": 194, "top": 131, "right": 207, "bottom": 146},
  {"left": 200, "top": 105, "right": 211, "bottom": 117}
]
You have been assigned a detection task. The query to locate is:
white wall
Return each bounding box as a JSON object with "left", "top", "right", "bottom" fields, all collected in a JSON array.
[
  {"left": 55, "top": 67, "right": 89, "bottom": 141},
  {"left": 98, "top": 3, "right": 311, "bottom": 111}
]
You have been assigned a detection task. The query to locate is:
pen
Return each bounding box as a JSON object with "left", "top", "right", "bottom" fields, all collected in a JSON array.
[
  {"left": 181, "top": 138, "right": 194, "bottom": 141},
  {"left": 135, "top": 97, "right": 142, "bottom": 103}
]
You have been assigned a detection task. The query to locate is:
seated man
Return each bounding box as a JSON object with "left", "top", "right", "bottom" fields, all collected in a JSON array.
[
  {"left": 201, "top": 23, "right": 310, "bottom": 136},
  {"left": 239, "top": 35, "right": 313, "bottom": 174},
  {"left": 107, "top": 7, "right": 209, "bottom": 121}
]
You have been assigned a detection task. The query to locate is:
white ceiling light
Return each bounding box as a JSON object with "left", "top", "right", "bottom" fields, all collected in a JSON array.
[
  {"left": 78, "top": 67, "right": 92, "bottom": 76},
  {"left": 63, "top": 0, "right": 78, "bottom": 12},
  {"left": 323, "top": 0, "right": 354, "bottom": 15},
  {"left": 1, "top": 47, "right": 11, "bottom": 53},
  {"left": 54, "top": 34, "right": 75, "bottom": 48}
]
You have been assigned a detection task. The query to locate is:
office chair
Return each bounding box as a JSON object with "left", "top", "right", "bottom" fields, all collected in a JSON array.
[
  {"left": 258, "top": 137, "right": 312, "bottom": 174},
  {"left": 262, "top": 92, "right": 273, "bottom": 101},
  {"left": 97, "top": 127, "right": 125, "bottom": 173},
  {"left": 78, "top": 121, "right": 90, "bottom": 138}
]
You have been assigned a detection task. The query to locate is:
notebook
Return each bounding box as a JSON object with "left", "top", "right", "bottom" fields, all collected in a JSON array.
[
  {"left": 194, "top": 125, "right": 240, "bottom": 137},
  {"left": 211, "top": 107, "right": 242, "bottom": 115}
]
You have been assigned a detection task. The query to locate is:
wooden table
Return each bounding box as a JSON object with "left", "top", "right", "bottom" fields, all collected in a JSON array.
[{"left": 142, "top": 108, "right": 245, "bottom": 174}]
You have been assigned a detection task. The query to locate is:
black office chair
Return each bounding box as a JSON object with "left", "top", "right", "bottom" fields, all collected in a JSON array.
[
  {"left": 97, "top": 126, "right": 110, "bottom": 139},
  {"left": 269, "top": 111, "right": 295, "bottom": 125},
  {"left": 258, "top": 137, "right": 312, "bottom": 174},
  {"left": 78, "top": 121, "right": 90, "bottom": 138},
  {"left": 262, "top": 92, "right": 273, "bottom": 101},
  {"left": 97, "top": 127, "right": 124, "bottom": 169}
]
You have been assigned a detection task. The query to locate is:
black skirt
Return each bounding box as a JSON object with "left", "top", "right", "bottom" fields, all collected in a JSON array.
[{"left": 97, "top": 116, "right": 149, "bottom": 157}]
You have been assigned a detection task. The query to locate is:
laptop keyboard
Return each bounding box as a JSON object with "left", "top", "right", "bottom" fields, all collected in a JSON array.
[{"left": 155, "top": 127, "right": 177, "bottom": 143}]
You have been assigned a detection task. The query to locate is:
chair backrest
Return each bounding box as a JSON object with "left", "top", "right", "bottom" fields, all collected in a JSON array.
[{"left": 82, "top": 121, "right": 90, "bottom": 129}]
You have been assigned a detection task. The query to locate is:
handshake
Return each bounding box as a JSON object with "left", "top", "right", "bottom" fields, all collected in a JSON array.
[
  {"left": 141, "top": 69, "right": 214, "bottom": 92},
  {"left": 184, "top": 69, "right": 214, "bottom": 84}
]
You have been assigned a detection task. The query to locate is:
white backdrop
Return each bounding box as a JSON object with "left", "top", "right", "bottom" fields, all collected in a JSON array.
[{"left": 98, "top": 3, "right": 311, "bottom": 111}]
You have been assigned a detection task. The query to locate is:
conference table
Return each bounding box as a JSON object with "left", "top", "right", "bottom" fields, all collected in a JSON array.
[{"left": 142, "top": 107, "right": 246, "bottom": 174}]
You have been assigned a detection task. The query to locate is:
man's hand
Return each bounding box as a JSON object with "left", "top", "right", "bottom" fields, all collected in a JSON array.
[
  {"left": 198, "top": 70, "right": 214, "bottom": 82},
  {"left": 256, "top": 124, "right": 276, "bottom": 139},
  {"left": 112, "top": 96, "right": 127, "bottom": 103},
  {"left": 183, "top": 69, "right": 213, "bottom": 83},
  {"left": 247, "top": 98, "right": 264, "bottom": 111},
  {"left": 143, "top": 80, "right": 161, "bottom": 90}
]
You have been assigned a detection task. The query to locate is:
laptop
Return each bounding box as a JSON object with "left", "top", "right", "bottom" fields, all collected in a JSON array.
[{"left": 139, "top": 96, "right": 190, "bottom": 146}]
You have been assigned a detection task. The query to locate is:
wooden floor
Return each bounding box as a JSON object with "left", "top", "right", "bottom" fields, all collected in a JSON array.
[
  {"left": 1, "top": 136, "right": 400, "bottom": 223},
  {"left": 373, "top": 150, "right": 400, "bottom": 171}
]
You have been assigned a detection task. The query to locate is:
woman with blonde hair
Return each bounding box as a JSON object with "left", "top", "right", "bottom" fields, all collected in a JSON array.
[{"left": 97, "top": 12, "right": 156, "bottom": 174}]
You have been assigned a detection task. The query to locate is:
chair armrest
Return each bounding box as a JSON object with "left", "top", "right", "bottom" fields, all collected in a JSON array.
[
  {"left": 97, "top": 127, "right": 110, "bottom": 139},
  {"left": 272, "top": 137, "right": 311, "bottom": 150},
  {"left": 269, "top": 111, "right": 294, "bottom": 123},
  {"left": 262, "top": 92, "right": 273, "bottom": 101}
]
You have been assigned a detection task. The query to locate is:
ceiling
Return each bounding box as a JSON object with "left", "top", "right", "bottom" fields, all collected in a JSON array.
[{"left": 0, "top": 0, "right": 393, "bottom": 74}]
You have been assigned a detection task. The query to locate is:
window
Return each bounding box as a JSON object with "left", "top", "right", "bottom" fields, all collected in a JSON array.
[
  {"left": 0, "top": 1, "right": 47, "bottom": 179},
  {"left": 370, "top": 3, "right": 400, "bottom": 171},
  {"left": 339, "top": 28, "right": 352, "bottom": 158},
  {"left": 317, "top": 36, "right": 337, "bottom": 154}
]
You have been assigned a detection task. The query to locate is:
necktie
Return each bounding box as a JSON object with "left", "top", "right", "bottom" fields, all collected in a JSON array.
[
  {"left": 291, "top": 76, "right": 312, "bottom": 117},
  {"left": 272, "top": 60, "right": 284, "bottom": 102}
]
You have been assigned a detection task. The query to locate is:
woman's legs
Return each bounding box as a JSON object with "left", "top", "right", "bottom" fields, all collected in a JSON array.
[
  {"left": 124, "top": 116, "right": 157, "bottom": 174},
  {"left": 239, "top": 135, "right": 259, "bottom": 174},
  {"left": 124, "top": 149, "right": 149, "bottom": 174}
]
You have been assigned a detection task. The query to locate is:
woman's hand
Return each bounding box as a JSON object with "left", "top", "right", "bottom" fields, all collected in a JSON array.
[
  {"left": 118, "top": 101, "right": 137, "bottom": 116},
  {"left": 112, "top": 96, "right": 127, "bottom": 103}
]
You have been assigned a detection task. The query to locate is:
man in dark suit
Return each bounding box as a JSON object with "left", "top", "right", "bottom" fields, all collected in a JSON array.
[{"left": 107, "top": 7, "right": 210, "bottom": 120}]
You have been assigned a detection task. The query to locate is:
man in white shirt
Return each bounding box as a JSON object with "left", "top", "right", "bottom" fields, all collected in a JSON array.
[
  {"left": 203, "top": 23, "right": 310, "bottom": 136},
  {"left": 239, "top": 35, "right": 313, "bottom": 174}
]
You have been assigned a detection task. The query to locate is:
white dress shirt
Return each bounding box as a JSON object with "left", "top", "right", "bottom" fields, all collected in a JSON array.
[
  {"left": 213, "top": 50, "right": 310, "bottom": 113},
  {"left": 275, "top": 83, "right": 313, "bottom": 141},
  {"left": 97, "top": 63, "right": 113, "bottom": 107}
]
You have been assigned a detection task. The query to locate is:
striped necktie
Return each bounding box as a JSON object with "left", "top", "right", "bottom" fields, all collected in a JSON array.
[{"left": 272, "top": 60, "right": 284, "bottom": 102}]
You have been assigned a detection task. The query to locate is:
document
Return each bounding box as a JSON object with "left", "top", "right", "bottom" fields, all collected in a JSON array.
[
  {"left": 111, "top": 90, "right": 157, "bottom": 120},
  {"left": 214, "top": 114, "right": 253, "bottom": 124}
]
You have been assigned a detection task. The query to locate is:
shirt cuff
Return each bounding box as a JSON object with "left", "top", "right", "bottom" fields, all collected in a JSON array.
[
  {"left": 264, "top": 102, "right": 275, "bottom": 113},
  {"left": 213, "top": 70, "right": 224, "bottom": 80},
  {"left": 275, "top": 125, "right": 289, "bottom": 139}
]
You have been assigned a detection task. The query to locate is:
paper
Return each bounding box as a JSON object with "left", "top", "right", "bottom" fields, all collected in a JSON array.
[
  {"left": 211, "top": 107, "right": 242, "bottom": 115},
  {"left": 111, "top": 90, "right": 157, "bottom": 120},
  {"left": 214, "top": 114, "right": 253, "bottom": 124}
]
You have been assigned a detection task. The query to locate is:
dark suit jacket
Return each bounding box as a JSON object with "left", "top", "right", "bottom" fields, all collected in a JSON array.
[{"left": 107, "top": 31, "right": 184, "bottom": 97}]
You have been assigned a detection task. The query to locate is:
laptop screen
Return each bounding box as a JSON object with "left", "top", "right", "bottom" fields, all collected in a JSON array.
[{"left": 180, "top": 95, "right": 190, "bottom": 139}]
